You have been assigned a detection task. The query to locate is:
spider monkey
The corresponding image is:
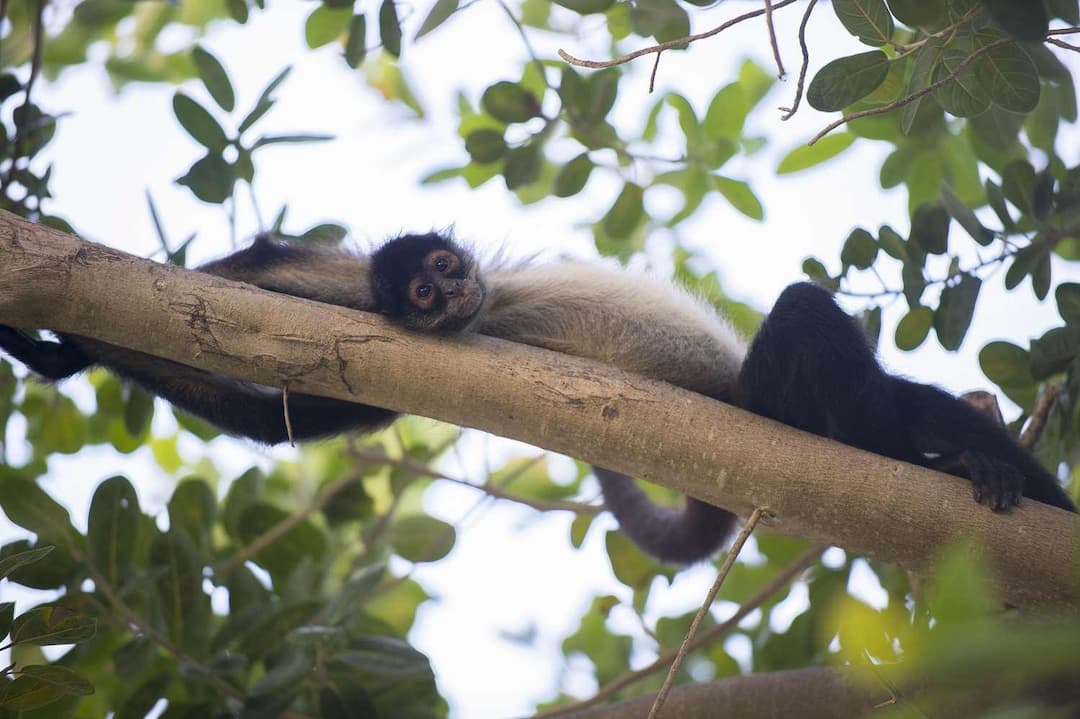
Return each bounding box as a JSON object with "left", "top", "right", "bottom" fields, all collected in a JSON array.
[{"left": 0, "top": 232, "right": 1074, "bottom": 563}]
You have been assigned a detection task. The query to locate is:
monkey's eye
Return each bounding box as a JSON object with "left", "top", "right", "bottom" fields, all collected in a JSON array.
[
  {"left": 434, "top": 257, "right": 450, "bottom": 273},
  {"left": 415, "top": 284, "right": 434, "bottom": 298}
]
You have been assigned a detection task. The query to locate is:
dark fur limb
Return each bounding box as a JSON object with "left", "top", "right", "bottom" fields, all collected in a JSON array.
[
  {"left": 594, "top": 467, "right": 737, "bottom": 564},
  {"left": 741, "top": 282, "right": 1076, "bottom": 514},
  {"left": 0, "top": 327, "right": 92, "bottom": 379}
]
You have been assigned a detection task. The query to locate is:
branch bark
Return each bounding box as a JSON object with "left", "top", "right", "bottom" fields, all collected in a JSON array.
[{"left": 0, "top": 210, "right": 1077, "bottom": 607}]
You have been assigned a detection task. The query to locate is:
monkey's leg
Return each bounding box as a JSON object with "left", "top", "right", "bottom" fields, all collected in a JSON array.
[
  {"left": 738, "top": 282, "right": 910, "bottom": 458},
  {"left": 0, "top": 326, "right": 93, "bottom": 379}
]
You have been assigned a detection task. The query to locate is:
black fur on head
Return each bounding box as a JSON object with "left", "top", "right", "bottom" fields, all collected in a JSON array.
[{"left": 370, "top": 231, "right": 485, "bottom": 332}]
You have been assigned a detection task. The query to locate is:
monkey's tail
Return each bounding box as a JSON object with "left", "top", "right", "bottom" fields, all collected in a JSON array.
[{"left": 593, "top": 467, "right": 736, "bottom": 564}]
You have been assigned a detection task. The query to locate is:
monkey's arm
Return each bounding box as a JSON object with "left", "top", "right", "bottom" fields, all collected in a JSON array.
[
  {"left": 0, "top": 326, "right": 92, "bottom": 379},
  {"left": 895, "top": 378, "right": 1076, "bottom": 512}
]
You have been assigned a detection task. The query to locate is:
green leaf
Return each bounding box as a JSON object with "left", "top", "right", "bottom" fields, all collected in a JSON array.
[
  {"left": 895, "top": 306, "right": 933, "bottom": 350},
  {"left": 172, "top": 93, "right": 228, "bottom": 152},
  {"left": 885, "top": 0, "right": 945, "bottom": 25},
  {"left": 237, "top": 503, "right": 327, "bottom": 580},
  {"left": 940, "top": 183, "right": 994, "bottom": 244},
  {"left": 191, "top": 46, "right": 235, "bottom": 112},
  {"left": 502, "top": 144, "right": 541, "bottom": 190},
  {"left": 910, "top": 203, "right": 950, "bottom": 254},
  {"left": 0, "top": 602, "right": 12, "bottom": 640},
  {"left": 251, "top": 133, "right": 334, "bottom": 148},
  {"left": 10, "top": 606, "right": 96, "bottom": 646},
  {"left": 151, "top": 531, "right": 208, "bottom": 649},
  {"left": 464, "top": 129, "right": 506, "bottom": 164},
  {"left": 1029, "top": 326, "right": 1080, "bottom": 379},
  {"left": 389, "top": 515, "right": 456, "bottom": 563},
  {"left": 703, "top": 83, "right": 749, "bottom": 140},
  {"left": 0, "top": 478, "right": 75, "bottom": 544},
  {"left": 1056, "top": 283, "right": 1080, "bottom": 326},
  {"left": 87, "top": 476, "right": 140, "bottom": 588},
  {"left": 553, "top": 0, "right": 614, "bottom": 12},
  {"left": 123, "top": 384, "right": 154, "bottom": 437},
  {"left": 333, "top": 636, "right": 433, "bottom": 676},
  {"left": 984, "top": 179, "right": 1015, "bottom": 230},
  {"left": 379, "top": 0, "right": 402, "bottom": 57},
  {"left": 777, "top": 133, "right": 855, "bottom": 174},
  {"left": 983, "top": 0, "right": 1048, "bottom": 41},
  {"left": 305, "top": 5, "right": 352, "bottom": 48},
  {"left": 802, "top": 257, "right": 830, "bottom": 282},
  {"left": 1005, "top": 244, "right": 1045, "bottom": 290},
  {"left": 979, "top": 341, "right": 1036, "bottom": 406},
  {"left": 0, "top": 665, "right": 93, "bottom": 711},
  {"left": 602, "top": 183, "right": 645, "bottom": 238},
  {"left": 807, "top": 51, "right": 890, "bottom": 112},
  {"left": 0, "top": 546, "right": 53, "bottom": 581},
  {"left": 712, "top": 176, "right": 763, "bottom": 220},
  {"left": 251, "top": 651, "right": 311, "bottom": 696},
  {"left": 345, "top": 14, "right": 367, "bottom": 69},
  {"left": 975, "top": 37, "right": 1040, "bottom": 113},
  {"left": 226, "top": 0, "right": 249, "bottom": 23},
  {"left": 878, "top": 225, "right": 906, "bottom": 259},
  {"left": 933, "top": 48, "right": 990, "bottom": 118},
  {"left": 832, "top": 0, "right": 895, "bottom": 46},
  {"left": 482, "top": 81, "right": 539, "bottom": 123},
  {"left": 631, "top": 0, "right": 689, "bottom": 43},
  {"left": 176, "top": 152, "right": 235, "bottom": 204},
  {"left": 416, "top": 0, "right": 459, "bottom": 39},
  {"left": 841, "top": 228, "right": 878, "bottom": 269},
  {"left": 1001, "top": 159, "right": 1036, "bottom": 214},
  {"left": 934, "top": 275, "right": 981, "bottom": 350},
  {"left": 605, "top": 531, "right": 666, "bottom": 590},
  {"left": 167, "top": 478, "right": 216, "bottom": 556},
  {"left": 553, "top": 153, "right": 594, "bottom": 198},
  {"left": 299, "top": 222, "right": 348, "bottom": 244},
  {"left": 570, "top": 513, "right": 594, "bottom": 548}
]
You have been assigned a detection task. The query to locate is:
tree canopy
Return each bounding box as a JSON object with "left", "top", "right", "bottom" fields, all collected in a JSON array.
[{"left": 0, "top": 0, "right": 1078, "bottom": 717}]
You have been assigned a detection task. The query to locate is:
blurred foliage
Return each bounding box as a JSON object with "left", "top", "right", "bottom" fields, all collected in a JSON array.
[{"left": 0, "top": 0, "right": 1078, "bottom": 716}]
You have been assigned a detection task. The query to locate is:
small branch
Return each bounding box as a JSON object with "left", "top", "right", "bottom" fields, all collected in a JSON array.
[
  {"left": 557, "top": 0, "right": 800, "bottom": 70},
  {"left": 1047, "top": 27, "right": 1080, "bottom": 36},
  {"left": 763, "top": 0, "right": 785, "bottom": 79},
  {"left": 1021, "top": 384, "right": 1062, "bottom": 450},
  {"left": 808, "top": 36, "right": 1012, "bottom": 145},
  {"left": 282, "top": 381, "right": 295, "bottom": 446},
  {"left": 349, "top": 447, "right": 601, "bottom": 514},
  {"left": 648, "top": 508, "right": 764, "bottom": 719},
  {"left": 535, "top": 544, "right": 826, "bottom": 718},
  {"left": 649, "top": 51, "right": 662, "bottom": 93},
  {"left": 1047, "top": 37, "right": 1080, "bottom": 53},
  {"left": 211, "top": 473, "right": 363, "bottom": 578},
  {"left": 498, "top": 0, "right": 551, "bottom": 90},
  {"left": 779, "top": 0, "right": 818, "bottom": 120}
]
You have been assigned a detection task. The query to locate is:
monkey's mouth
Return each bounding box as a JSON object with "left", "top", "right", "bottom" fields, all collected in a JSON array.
[{"left": 452, "top": 283, "right": 485, "bottom": 319}]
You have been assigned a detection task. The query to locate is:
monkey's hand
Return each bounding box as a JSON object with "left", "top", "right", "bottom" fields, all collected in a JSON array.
[{"left": 957, "top": 450, "right": 1024, "bottom": 511}]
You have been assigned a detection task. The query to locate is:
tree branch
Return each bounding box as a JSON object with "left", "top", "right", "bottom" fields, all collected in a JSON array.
[{"left": 0, "top": 211, "right": 1075, "bottom": 608}]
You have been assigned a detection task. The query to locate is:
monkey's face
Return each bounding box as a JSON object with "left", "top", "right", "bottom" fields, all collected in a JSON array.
[{"left": 371, "top": 233, "right": 486, "bottom": 333}]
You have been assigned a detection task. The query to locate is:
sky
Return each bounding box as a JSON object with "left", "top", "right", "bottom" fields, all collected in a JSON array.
[{"left": 3, "top": 1, "right": 1080, "bottom": 716}]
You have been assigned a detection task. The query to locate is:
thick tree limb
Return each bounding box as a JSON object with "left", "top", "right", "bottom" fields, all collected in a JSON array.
[{"left": 0, "top": 211, "right": 1076, "bottom": 607}]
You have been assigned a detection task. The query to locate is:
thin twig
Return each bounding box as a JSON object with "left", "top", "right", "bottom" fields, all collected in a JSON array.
[
  {"left": 498, "top": 0, "right": 551, "bottom": 90},
  {"left": 779, "top": 0, "right": 818, "bottom": 120},
  {"left": 647, "top": 508, "right": 764, "bottom": 719},
  {"left": 534, "top": 543, "right": 826, "bottom": 718},
  {"left": 649, "top": 50, "right": 662, "bottom": 93},
  {"left": 349, "top": 447, "right": 600, "bottom": 514},
  {"left": 1021, "top": 384, "right": 1062, "bottom": 450},
  {"left": 808, "top": 36, "right": 1013, "bottom": 144},
  {"left": 1047, "top": 37, "right": 1080, "bottom": 53},
  {"left": 557, "top": 0, "right": 800, "bottom": 70},
  {"left": 763, "top": 0, "right": 785, "bottom": 79},
  {"left": 282, "top": 382, "right": 295, "bottom": 446},
  {"left": 211, "top": 473, "right": 363, "bottom": 578},
  {"left": 1047, "top": 27, "right": 1080, "bottom": 36}
]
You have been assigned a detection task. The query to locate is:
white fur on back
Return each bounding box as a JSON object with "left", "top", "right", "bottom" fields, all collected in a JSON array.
[{"left": 481, "top": 263, "right": 747, "bottom": 399}]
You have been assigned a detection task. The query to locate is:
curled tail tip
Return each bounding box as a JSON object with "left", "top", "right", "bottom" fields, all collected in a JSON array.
[{"left": 593, "top": 466, "right": 736, "bottom": 564}]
